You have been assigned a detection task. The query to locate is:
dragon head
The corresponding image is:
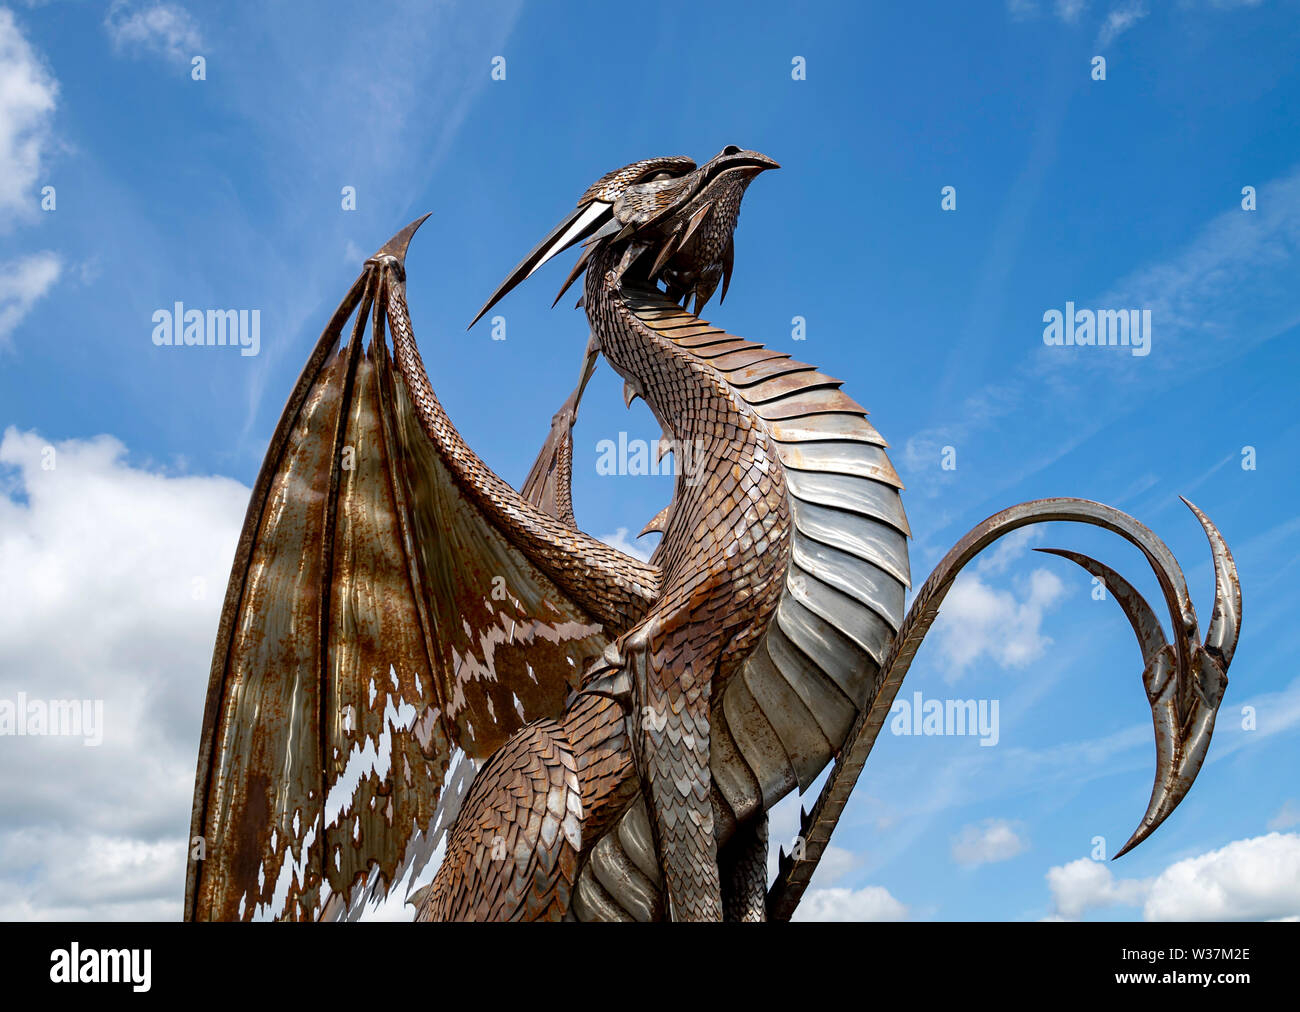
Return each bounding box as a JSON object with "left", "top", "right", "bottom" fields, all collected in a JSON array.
[{"left": 470, "top": 146, "right": 778, "bottom": 327}]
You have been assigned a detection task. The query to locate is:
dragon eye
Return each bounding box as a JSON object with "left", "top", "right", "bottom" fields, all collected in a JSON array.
[
  {"left": 722, "top": 145, "right": 741, "bottom": 155},
  {"left": 644, "top": 171, "right": 674, "bottom": 182}
]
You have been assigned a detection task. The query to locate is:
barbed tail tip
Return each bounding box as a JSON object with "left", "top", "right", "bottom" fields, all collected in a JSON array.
[{"left": 1035, "top": 498, "right": 1238, "bottom": 861}]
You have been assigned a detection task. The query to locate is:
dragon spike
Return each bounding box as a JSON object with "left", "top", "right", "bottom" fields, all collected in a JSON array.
[
  {"left": 648, "top": 233, "right": 681, "bottom": 279},
  {"left": 719, "top": 236, "right": 734, "bottom": 304},
  {"left": 1181, "top": 497, "right": 1242, "bottom": 669},
  {"left": 1034, "top": 548, "right": 1168, "bottom": 664},
  {"left": 691, "top": 273, "right": 720, "bottom": 317},
  {"left": 552, "top": 242, "right": 596, "bottom": 308},
  {"left": 677, "top": 200, "right": 714, "bottom": 252},
  {"left": 638, "top": 503, "right": 672, "bottom": 538}
]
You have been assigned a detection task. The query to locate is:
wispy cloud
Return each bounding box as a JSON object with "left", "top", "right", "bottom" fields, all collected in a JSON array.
[
  {"left": 827, "top": 669, "right": 1300, "bottom": 900},
  {"left": 1055, "top": 0, "right": 1088, "bottom": 24},
  {"left": 1005, "top": 0, "right": 1090, "bottom": 24},
  {"left": 220, "top": 1, "right": 525, "bottom": 450},
  {"left": 0, "top": 251, "right": 61, "bottom": 346},
  {"left": 903, "top": 161, "right": 1300, "bottom": 526},
  {"left": 1096, "top": 2, "right": 1148, "bottom": 46},
  {"left": 103, "top": 1, "right": 203, "bottom": 65},
  {"left": 0, "top": 8, "right": 58, "bottom": 230},
  {"left": 1269, "top": 800, "right": 1300, "bottom": 831}
]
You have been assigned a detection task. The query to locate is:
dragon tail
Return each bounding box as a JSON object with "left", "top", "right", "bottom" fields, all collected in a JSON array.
[{"left": 767, "top": 496, "right": 1240, "bottom": 920}]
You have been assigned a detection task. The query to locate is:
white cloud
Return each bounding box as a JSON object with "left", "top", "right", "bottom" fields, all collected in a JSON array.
[
  {"left": 766, "top": 792, "right": 894, "bottom": 921},
  {"left": 104, "top": 1, "right": 203, "bottom": 64},
  {"left": 815, "top": 844, "right": 860, "bottom": 885},
  {"left": 0, "top": 8, "right": 58, "bottom": 229},
  {"left": 0, "top": 251, "right": 61, "bottom": 345},
  {"left": 1144, "top": 833, "right": 1300, "bottom": 920},
  {"left": 931, "top": 565, "right": 1066, "bottom": 677},
  {"left": 0, "top": 830, "right": 183, "bottom": 920},
  {"left": 952, "top": 818, "right": 1028, "bottom": 867},
  {"left": 598, "top": 526, "right": 652, "bottom": 562},
  {"left": 1044, "top": 834, "right": 1300, "bottom": 920},
  {"left": 1097, "top": 2, "right": 1148, "bottom": 46},
  {"left": 793, "top": 885, "right": 908, "bottom": 921},
  {"left": 1269, "top": 800, "right": 1300, "bottom": 831},
  {"left": 0, "top": 428, "right": 247, "bottom": 919},
  {"left": 925, "top": 505, "right": 1068, "bottom": 679},
  {"left": 1045, "top": 857, "right": 1150, "bottom": 918},
  {"left": 1007, "top": 0, "right": 1039, "bottom": 20}
]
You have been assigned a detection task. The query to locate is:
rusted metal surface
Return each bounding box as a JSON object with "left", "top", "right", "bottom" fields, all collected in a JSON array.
[{"left": 188, "top": 149, "right": 1242, "bottom": 923}]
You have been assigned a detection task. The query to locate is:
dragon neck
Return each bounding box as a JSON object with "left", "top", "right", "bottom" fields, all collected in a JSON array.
[
  {"left": 583, "top": 244, "right": 757, "bottom": 448},
  {"left": 582, "top": 245, "right": 794, "bottom": 621}
]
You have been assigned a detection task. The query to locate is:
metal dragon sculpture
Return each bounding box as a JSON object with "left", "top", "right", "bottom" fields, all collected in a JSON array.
[{"left": 184, "top": 147, "right": 1241, "bottom": 922}]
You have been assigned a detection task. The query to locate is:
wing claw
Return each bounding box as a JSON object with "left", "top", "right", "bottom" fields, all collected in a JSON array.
[{"left": 368, "top": 213, "right": 431, "bottom": 268}]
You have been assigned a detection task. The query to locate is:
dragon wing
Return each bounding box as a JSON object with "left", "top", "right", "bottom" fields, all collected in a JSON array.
[{"left": 185, "top": 217, "right": 658, "bottom": 921}]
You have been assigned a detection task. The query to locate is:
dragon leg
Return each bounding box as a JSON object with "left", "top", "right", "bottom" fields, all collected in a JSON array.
[
  {"left": 720, "top": 809, "right": 769, "bottom": 922},
  {"left": 415, "top": 692, "right": 638, "bottom": 921},
  {"left": 585, "top": 614, "right": 726, "bottom": 921},
  {"left": 632, "top": 638, "right": 722, "bottom": 920}
]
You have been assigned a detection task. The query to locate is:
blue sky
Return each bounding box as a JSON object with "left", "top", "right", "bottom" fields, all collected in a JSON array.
[{"left": 1, "top": 0, "right": 1298, "bottom": 921}]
